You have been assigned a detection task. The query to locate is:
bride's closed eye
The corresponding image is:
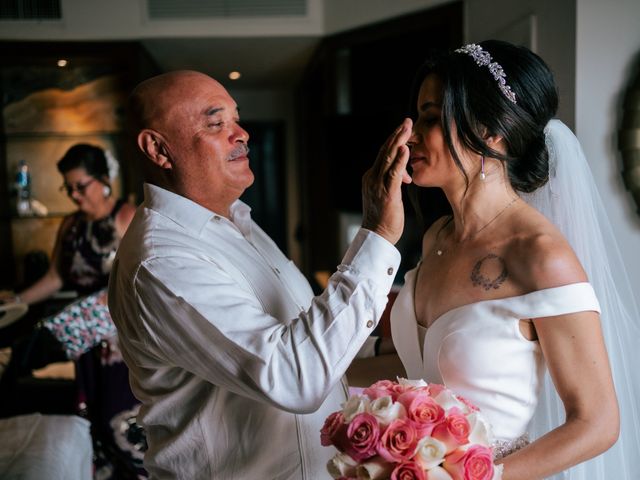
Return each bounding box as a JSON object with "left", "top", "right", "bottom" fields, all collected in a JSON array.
[{"left": 417, "top": 116, "right": 439, "bottom": 128}]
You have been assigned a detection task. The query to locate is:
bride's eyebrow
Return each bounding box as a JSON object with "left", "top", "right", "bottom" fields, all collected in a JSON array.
[{"left": 418, "top": 101, "right": 440, "bottom": 112}]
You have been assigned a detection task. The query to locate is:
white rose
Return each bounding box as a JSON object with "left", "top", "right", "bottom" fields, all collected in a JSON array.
[
  {"left": 327, "top": 452, "right": 358, "bottom": 479},
  {"left": 426, "top": 466, "right": 454, "bottom": 480},
  {"left": 492, "top": 463, "right": 504, "bottom": 480},
  {"left": 433, "top": 390, "right": 468, "bottom": 413},
  {"left": 414, "top": 436, "right": 447, "bottom": 470},
  {"left": 342, "top": 395, "right": 370, "bottom": 421},
  {"left": 355, "top": 457, "right": 393, "bottom": 480},
  {"left": 467, "top": 412, "right": 495, "bottom": 446},
  {"left": 398, "top": 377, "right": 429, "bottom": 388},
  {"left": 369, "top": 395, "right": 406, "bottom": 426}
]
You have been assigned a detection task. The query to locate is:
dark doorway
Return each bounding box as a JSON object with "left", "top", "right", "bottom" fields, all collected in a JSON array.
[{"left": 240, "top": 121, "right": 287, "bottom": 254}]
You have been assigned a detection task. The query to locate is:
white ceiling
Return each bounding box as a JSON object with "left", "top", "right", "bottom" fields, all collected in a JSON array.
[{"left": 141, "top": 36, "right": 320, "bottom": 88}]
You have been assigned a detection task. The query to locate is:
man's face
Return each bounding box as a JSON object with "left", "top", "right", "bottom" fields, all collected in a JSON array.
[{"left": 159, "top": 74, "right": 254, "bottom": 206}]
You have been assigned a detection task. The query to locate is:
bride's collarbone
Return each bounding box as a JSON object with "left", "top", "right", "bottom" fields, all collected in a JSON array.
[{"left": 415, "top": 244, "right": 524, "bottom": 328}]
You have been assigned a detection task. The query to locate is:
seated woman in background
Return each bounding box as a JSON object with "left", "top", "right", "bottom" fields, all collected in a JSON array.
[
  {"left": 5, "top": 143, "right": 135, "bottom": 305},
  {"left": 1, "top": 144, "right": 135, "bottom": 365}
]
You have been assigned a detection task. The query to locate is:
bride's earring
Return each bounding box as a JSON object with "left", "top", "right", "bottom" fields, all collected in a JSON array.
[
  {"left": 480, "top": 155, "right": 486, "bottom": 180},
  {"left": 102, "top": 184, "right": 112, "bottom": 197}
]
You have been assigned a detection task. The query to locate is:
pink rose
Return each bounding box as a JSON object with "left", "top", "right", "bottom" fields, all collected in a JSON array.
[
  {"left": 364, "top": 380, "right": 397, "bottom": 400},
  {"left": 321, "top": 411, "right": 346, "bottom": 447},
  {"left": 390, "top": 461, "right": 427, "bottom": 480},
  {"left": 365, "top": 380, "right": 412, "bottom": 401},
  {"left": 397, "top": 390, "right": 445, "bottom": 435},
  {"left": 387, "top": 383, "right": 413, "bottom": 400},
  {"left": 443, "top": 445, "right": 495, "bottom": 480},
  {"left": 377, "top": 418, "right": 419, "bottom": 462},
  {"left": 342, "top": 412, "right": 380, "bottom": 462},
  {"left": 432, "top": 408, "right": 471, "bottom": 452},
  {"left": 428, "top": 384, "right": 447, "bottom": 397}
]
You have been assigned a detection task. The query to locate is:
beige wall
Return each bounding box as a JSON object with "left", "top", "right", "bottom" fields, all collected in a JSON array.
[{"left": 575, "top": 0, "right": 640, "bottom": 291}]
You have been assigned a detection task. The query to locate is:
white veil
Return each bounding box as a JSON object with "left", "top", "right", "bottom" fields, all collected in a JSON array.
[{"left": 521, "top": 119, "right": 640, "bottom": 479}]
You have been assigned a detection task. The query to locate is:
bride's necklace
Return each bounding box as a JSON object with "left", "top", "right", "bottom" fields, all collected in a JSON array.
[{"left": 435, "top": 196, "right": 519, "bottom": 256}]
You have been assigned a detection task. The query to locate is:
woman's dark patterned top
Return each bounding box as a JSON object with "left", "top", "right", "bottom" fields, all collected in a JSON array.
[{"left": 60, "top": 200, "right": 124, "bottom": 294}]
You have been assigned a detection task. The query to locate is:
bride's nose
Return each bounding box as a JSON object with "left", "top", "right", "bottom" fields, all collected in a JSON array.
[{"left": 406, "top": 130, "right": 419, "bottom": 148}]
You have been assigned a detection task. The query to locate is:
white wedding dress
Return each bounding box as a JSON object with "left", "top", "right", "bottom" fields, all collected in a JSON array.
[
  {"left": 390, "top": 269, "right": 599, "bottom": 448},
  {"left": 388, "top": 120, "right": 640, "bottom": 479}
]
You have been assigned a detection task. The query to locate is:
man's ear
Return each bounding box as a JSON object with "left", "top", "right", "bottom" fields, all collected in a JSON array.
[{"left": 138, "top": 130, "right": 172, "bottom": 170}]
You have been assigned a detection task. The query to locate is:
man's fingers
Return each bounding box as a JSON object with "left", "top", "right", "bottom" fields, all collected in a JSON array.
[
  {"left": 387, "top": 144, "right": 412, "bottom": 190},
  {"left": 372, "top": 119, "right": 412, "bottom": 175},
  {"left": 380, "top": 119, "right": 412, "bottom": 175},
  {"left": 361, "top": 120, "right": 411, "bottom": 245}
]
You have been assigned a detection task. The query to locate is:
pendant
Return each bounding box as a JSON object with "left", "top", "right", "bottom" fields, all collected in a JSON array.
[{"left": 436, "top": 250, "right": 443, "bottom": 256}]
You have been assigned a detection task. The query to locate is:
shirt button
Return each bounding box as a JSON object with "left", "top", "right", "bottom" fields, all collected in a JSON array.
[
  {"left": 387, "top": 267, "right": 394, "bottom": 275},
  {"left": 366, "top": 320, "right": 374, "bottom": 328},
  {"left": 214, "top": 215, "right": 221, "bottom": 221}
]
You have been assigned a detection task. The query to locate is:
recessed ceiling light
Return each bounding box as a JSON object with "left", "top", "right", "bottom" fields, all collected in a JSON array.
[
  {"left": 57, "top": 59, "right": 68, "bottom": 67},
  {"left": 228, "top": 71, "right": 241, "bottom": 80}
]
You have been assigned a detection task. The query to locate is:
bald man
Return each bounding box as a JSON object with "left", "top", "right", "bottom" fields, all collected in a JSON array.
[{"left": 108, "top": 71, "right": 412, "bottom": 479}]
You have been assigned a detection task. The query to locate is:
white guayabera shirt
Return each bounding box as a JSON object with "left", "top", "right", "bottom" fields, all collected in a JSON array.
[{"left": 108, "top": 183, "right": 400, "bottom": 480}]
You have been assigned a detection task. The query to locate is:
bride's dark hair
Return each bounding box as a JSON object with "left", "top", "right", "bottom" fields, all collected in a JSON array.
[{"left": 408, "top": 40, "right": 558, "bottom": 230}]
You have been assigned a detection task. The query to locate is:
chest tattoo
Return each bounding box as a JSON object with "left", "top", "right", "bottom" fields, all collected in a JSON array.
[{"left": 470, "top": 253, "right": 508, "bottom": 290}]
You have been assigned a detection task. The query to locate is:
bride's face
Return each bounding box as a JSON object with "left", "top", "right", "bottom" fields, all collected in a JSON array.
[{"left": 408, "top": 74, "right": 471, "bottom": 188}]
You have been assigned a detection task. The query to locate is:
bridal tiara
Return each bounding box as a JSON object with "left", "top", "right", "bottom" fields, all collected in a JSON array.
[{"left": 454, "top": 44, "right": 517, "bottom": 104}]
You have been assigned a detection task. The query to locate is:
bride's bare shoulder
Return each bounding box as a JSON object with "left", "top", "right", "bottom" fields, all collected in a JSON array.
[{"left": 506, "top": 208, "right": 588, "bottom": 292}]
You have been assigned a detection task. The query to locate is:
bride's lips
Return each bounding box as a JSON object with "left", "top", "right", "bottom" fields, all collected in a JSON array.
[{"left": 410, "top": 155, "right": 427, "bottom": 166}]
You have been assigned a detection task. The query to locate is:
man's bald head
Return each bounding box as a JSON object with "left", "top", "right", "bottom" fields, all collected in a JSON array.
[{"left": 128, "top": 70, "right": 222, "bottom": 133}]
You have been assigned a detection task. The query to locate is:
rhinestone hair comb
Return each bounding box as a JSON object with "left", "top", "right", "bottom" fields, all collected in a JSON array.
[{"left": 454, "top": 43, "right": 517, "bottom": 104}]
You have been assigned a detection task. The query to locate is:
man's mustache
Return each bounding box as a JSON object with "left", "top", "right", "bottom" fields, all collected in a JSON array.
[{"left": 228, "top": 144, "right": 249, "bottom": 160}]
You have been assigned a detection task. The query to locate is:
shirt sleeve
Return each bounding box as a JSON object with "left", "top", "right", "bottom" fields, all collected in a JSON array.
[{"left": 132, "top": 228, "right": 399, "bottom": 414}]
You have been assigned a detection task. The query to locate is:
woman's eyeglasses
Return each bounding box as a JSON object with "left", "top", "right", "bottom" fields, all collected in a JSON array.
[{"left": 60, "top": 178, "right": 96, "bottom": 196}]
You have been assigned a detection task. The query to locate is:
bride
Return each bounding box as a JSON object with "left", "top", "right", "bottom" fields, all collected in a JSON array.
[{"left": 388, "top": 40, "right": 639, "bottom": 479}]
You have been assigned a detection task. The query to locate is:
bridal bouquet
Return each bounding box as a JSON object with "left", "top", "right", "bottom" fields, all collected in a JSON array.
[{"left": 320, "top": 379, "right": 502, "bottom": 480}]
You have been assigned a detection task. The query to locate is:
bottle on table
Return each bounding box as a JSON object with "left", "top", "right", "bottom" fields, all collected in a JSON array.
[{"left": 15, "top": 159, "right": 32, "bottom": 216}]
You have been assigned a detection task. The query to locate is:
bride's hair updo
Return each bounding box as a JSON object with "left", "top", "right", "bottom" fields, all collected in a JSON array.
[{"left": 412, "top": 40, "right": 558, "bottom": 193}]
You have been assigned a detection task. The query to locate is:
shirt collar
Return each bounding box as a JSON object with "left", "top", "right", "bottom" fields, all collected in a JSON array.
[
  {"left": 143, "top": 183, "right": 252, "bottom": 237},
  {"left": 229, "top": 200, "right": 252, "bottom": 238}
]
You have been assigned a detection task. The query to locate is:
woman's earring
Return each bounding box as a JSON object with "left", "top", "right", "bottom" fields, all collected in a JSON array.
[
  {"left": 102, "top": 185, "right": 112, "bottom": 197},
  {"left": 480, "top": 155, "right": 486, "bottom": 180}
]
